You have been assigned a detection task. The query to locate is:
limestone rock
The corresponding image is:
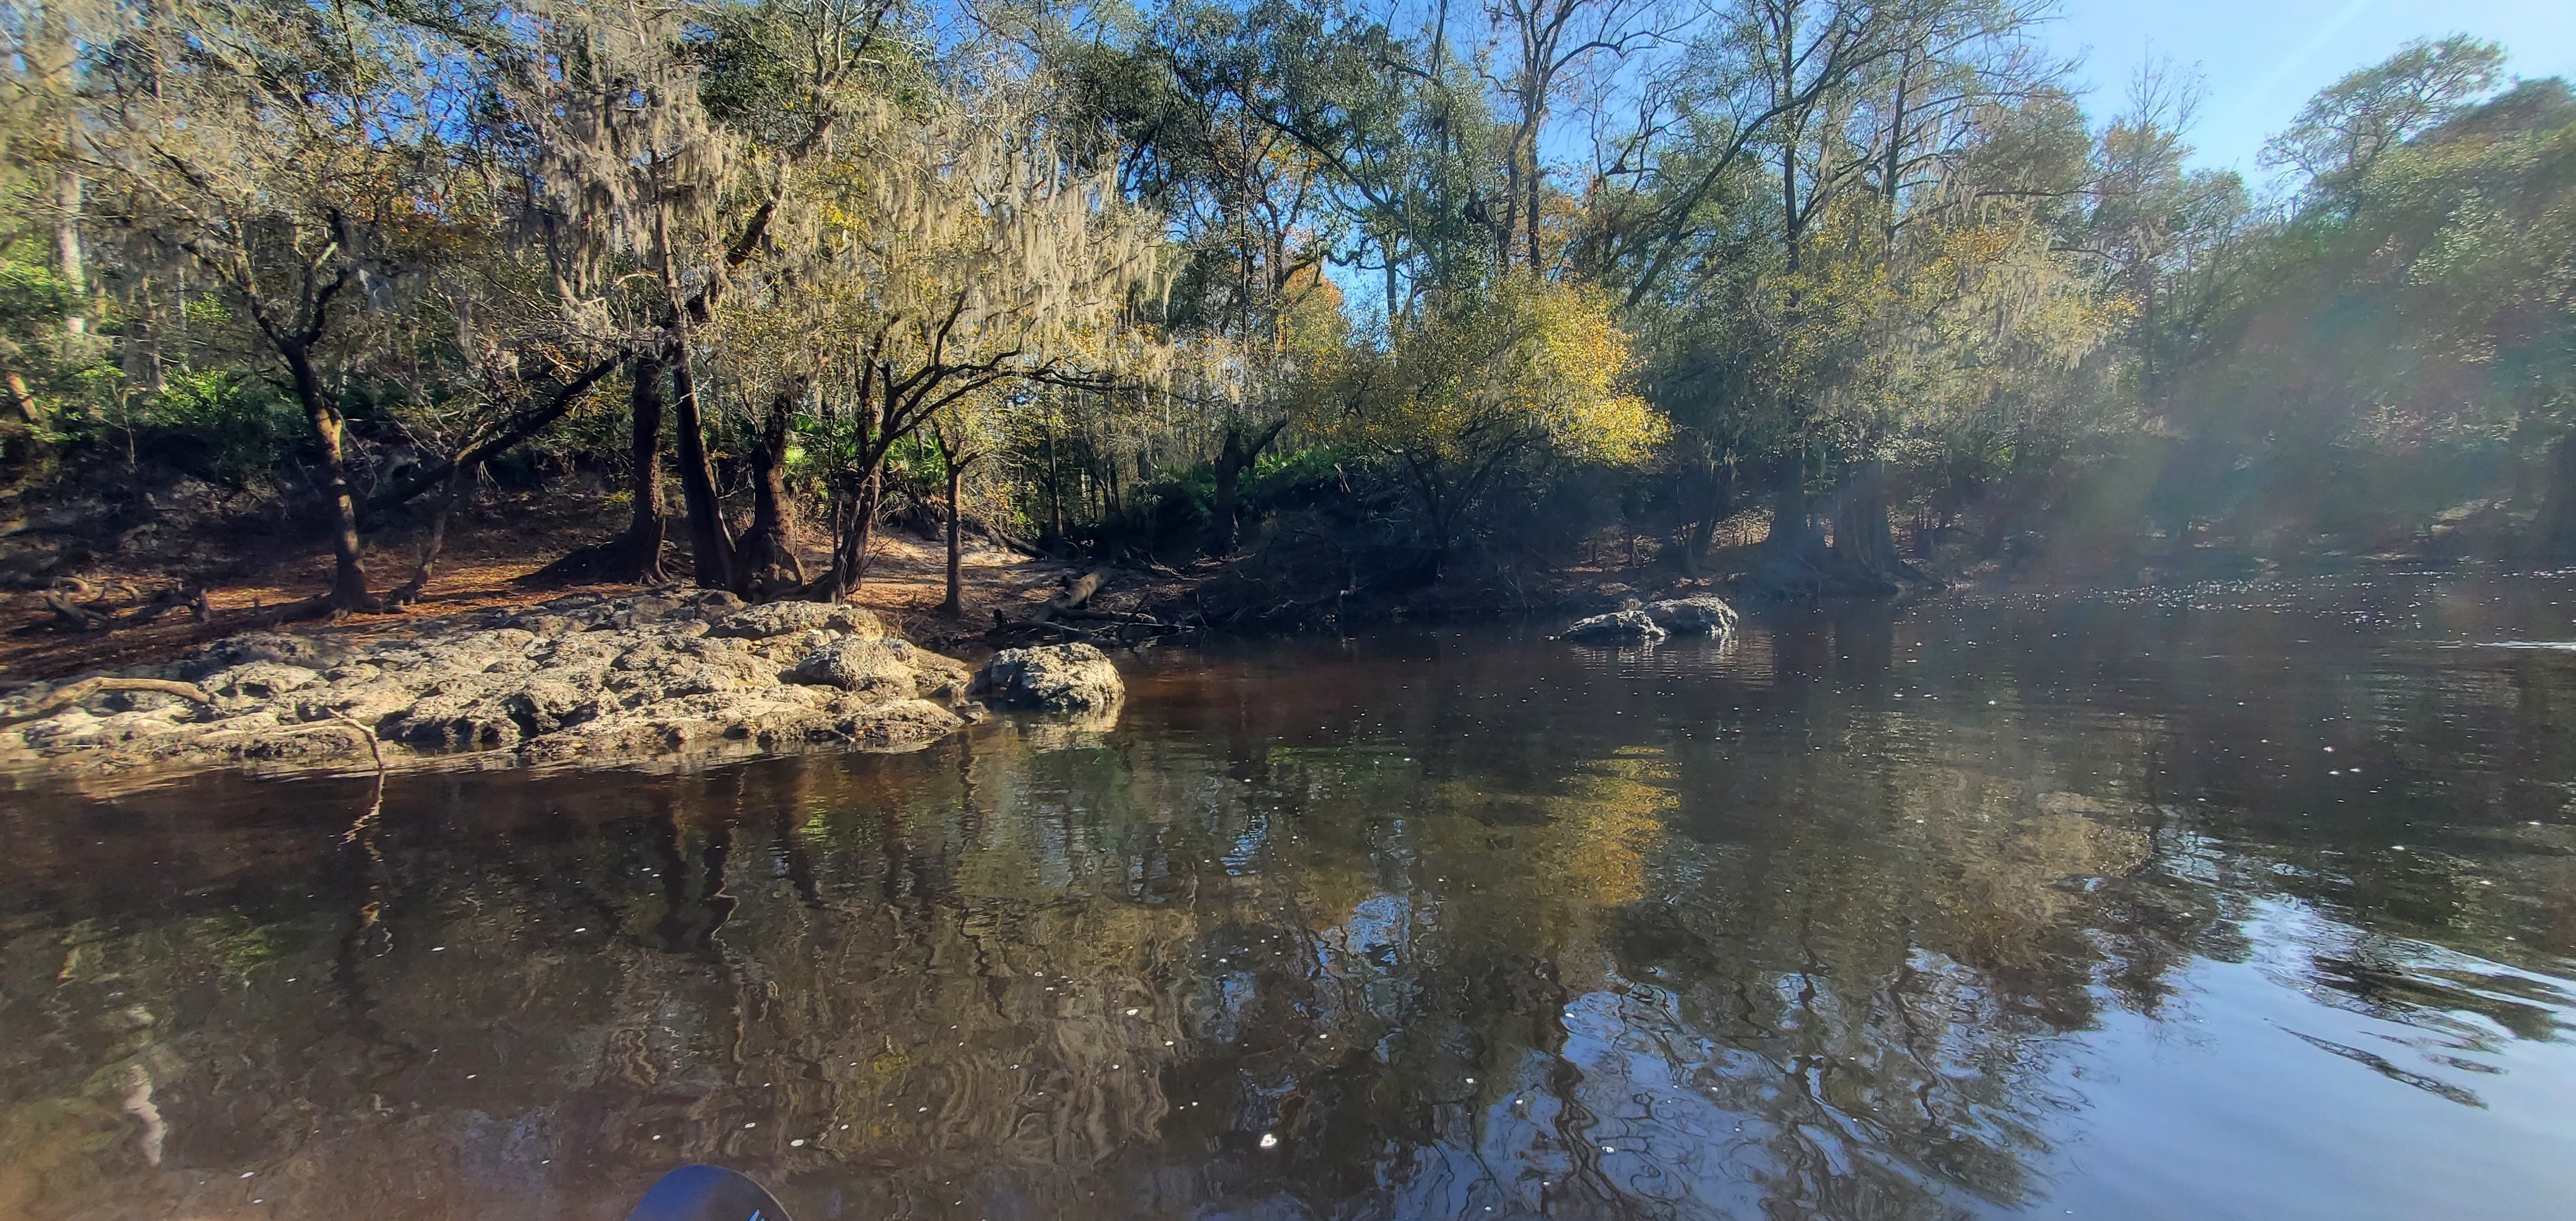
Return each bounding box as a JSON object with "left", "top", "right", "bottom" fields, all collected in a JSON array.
[
  {"left": 1559, "top": 608, "right": 1666, "bottom": 643},
  {"left": 912, "top": 650, "right": 976, "bottom": 703},
  {"left": 2, "top": 589, "right": 977, "bottom": 783},
  {"left": 707, "top": 600, "right": 882, "bottom": 640},
  {"left": 202, "top": 661, "right": 321, "bottom": 702},
  {"left": 690, "top": 589, "right": 747, "bottom": 616},
  {"left": 510, "top": 675, "right": 613, "bottom": 735},
  {"left": 180, "top": 632, "right": 352, "bottom": 679},
  {"left": 969, "top": 643, "right": 1124, "bottom": 711},
  {"left": 1642, "top": 595, "right": 1739, "bottom": 638},
  {"left": 291, "top": 680, "right": 419, "bottom": 727},
  {"left": 788, "top": 637, "right": 921, "bottom": 698},
  {"left": 381, "top": 688, "right": 527, "bottom": 752}
]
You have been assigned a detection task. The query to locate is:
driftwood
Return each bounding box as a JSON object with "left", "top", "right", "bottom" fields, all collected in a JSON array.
[
  {"left": 41, "top": 590, "right": 105, "bottom": 630},
  {"left": 986, "top": 609, "right": 1199, "bottom": 650},
  {"left": 985, "top": 568, "right": 1206, "bottom": 648},
  {"left": 1030, "top": 569, "right": 1107, "bottom": 623},
  {"left": 3, "top": 676, "right": 211, "bottom": 727},
  {"left": 36, "top": 578, "right": 213, "bottom": 631},
  {"left": 131, "top": 583, "right": 212, "bottom": 624},
  {"left": 1054, "top": 607, "right": 1168, "bottom": 625}
]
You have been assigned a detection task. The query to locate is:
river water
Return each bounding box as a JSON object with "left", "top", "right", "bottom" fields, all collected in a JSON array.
[{"left": 3, "top": 574, "right": 2573, "bottom": 1220}]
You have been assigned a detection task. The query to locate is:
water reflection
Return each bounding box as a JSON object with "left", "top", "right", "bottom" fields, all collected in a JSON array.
[{"left": 3, "top": 575, "right": 2573, "bottom": 1220}]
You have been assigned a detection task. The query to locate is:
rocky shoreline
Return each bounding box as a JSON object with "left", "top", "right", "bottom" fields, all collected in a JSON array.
[{"left": 0, "top": 591, "right": 1125, "bottom": 784}]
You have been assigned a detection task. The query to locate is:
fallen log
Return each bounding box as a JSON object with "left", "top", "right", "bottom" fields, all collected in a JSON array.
[
  {"left": 1054, "top": 607, "right": 1166, "bottom": 625},
  {"left": 4, "top": 676, "right": 211, "bottom": 726},
  {"left": 1031, "top": 570, "right": 1107, "bottom": 623},
  {"left": 41, "top": 590, "right": 105, "bottom": 631}
]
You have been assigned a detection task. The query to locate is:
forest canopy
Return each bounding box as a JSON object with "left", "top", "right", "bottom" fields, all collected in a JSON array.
[{"left": 1, "top": 0, "right": 2570, "bottom": 612}]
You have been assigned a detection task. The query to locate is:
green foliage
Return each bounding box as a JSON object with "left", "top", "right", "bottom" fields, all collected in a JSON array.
[
  {"left": 125, "top": 370, "right": 307, "bottom": 485},
  {"left": 1299, "top": 275, "right": 1661, "bottom": 560},
  {"left": 2263, "top": 35, "right": 2509, "bottom": 198},
  {"left": 2175, "top": 78, "right": 2576, "bottom": 518}
]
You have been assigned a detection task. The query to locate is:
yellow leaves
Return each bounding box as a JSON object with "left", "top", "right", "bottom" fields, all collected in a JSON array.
[
  {"left": 1330, "top": 273, "right": 1666, "bottom": 474},
  {"left": 711, "top": 86, "right": 1171, "bottom": 394}
]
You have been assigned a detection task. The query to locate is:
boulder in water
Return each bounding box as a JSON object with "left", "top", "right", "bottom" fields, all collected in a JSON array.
[
  {"left": 968, "top": 643, "right": 1125, "bottom": 710},
  {"left": 1643, "top": 595, "right": 1739, "bottom": 638},
  {"left": 1559, "top": 608, "right": 1666, "bottom": 643}
]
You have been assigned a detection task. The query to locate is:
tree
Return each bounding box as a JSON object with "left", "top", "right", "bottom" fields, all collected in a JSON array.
[
  {"left": 1485, "top": 0, "right": 1665, "bottom": 272},
  {"left": 504, "top": 0, "right": 892, "bottom": 588},
  {"left": 1319, "top": 274, "right": 1662, "bottom": 571},
  {"left": 2196, "top": 76, "right": 2576, "bottom": 551},
  {"left": 2261, "top": 34, "right": 2507, "bottom": 201},
  {"left": 85, "top": 0, "right": 482, "bottom": 612},
  {"left": 2078, "top": 64, "right": 2256, "bottom": 408},
  {"left": 776, "top": 78, "right": 1169, "bottom": 596},
  {"left": 927, "top": 401, "right": 1000, "bottom": 615}
]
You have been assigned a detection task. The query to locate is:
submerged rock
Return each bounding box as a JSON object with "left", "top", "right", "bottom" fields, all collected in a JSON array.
[
  {"left": 0, "top": 592, "right": 978, "bottom": 783},
  {"left": 1558, "top": 608, "right": 1666, "bottom": 643},
  {"left": 968, "top": 643, "right": 1125, "bottom": 711},
  {"left": 1642, "top": 595, "right": 1739, "bottom": 638}
]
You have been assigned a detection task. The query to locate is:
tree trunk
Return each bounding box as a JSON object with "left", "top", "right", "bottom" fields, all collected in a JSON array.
[
  {"left": 1823, "top": 458, "right": 1917, "bottom": 594},
  {"left": 1751, "top": 451, "right": 1828, "bottom": 597},
  {"left": 280, "top": 343, "right": 376, "bottom": 613},
  {"left": 829, "top": 458, "right": 883, "bottom": 599},
  {"left": 943, "top": 457, "right": 966, "bottom": 616},
  {"left": 1526, "top": 138, "right": 1542, "bottom": 270},
  {"left": 1763, "top": 453, "right": 1812, "bottom": 551},
  {"left": 55, "top": 170, "right": 83, "bottom": 340},
  {"left": 669, "top": 344, "right": 734, "bottom": 590},
  {"left": 1781, "top": 143, "right": 1801, "bottom": 274},
  {"left": 732, "top": 386, "right": 804, "bottom": 597},
  {"left": 3, "top": 368, "right": 36, "bottom": 470},
  {"left": 4, "top": 370, "right": 32, "bottom": 422},
  {"left": 603, "top": 350, "right": 670, "bottom": 583},
  {"left": 928, "top": 423, "right": 979, "bottom": 616},
  {"left": 1044, "top": 426, "right": 1063, "bottom": 550},
  {"left": 2540, "top": 432, "right": 2576, "bottom": 560},
  {"left": 387, "top": 461, "right": 474, "bottom": 607},
  {"left": 1213, "top": 428, "right": 1246, "bottom": 556},
  {"left": 1678, "top": 451, "right": 1732, "bottom": 576},
  {"left": 1211, "top": 417, "right": 1286, "bottom": 556}
]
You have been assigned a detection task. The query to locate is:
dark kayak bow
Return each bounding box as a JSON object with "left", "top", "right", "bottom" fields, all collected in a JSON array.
[{"left": 624, "top": 1165, "right": 793, "bottom": 1221}]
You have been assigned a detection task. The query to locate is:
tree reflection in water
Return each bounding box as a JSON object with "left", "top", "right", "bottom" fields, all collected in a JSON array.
[{"left": 2, "top": 576, "right": 2572, "bottom": 1220}]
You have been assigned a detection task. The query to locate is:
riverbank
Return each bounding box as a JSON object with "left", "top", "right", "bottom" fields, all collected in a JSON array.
[
  {"left": 0, "top": 482, "right": 1714, "bottom": 683},
  {"left": 0, "top": 488, "right": 1090, "bottom": 683}
]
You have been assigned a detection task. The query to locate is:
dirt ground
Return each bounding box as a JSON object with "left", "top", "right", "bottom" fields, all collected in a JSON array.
[{"left": 0, "top": 495, "right": 1086, "bottom": 684}]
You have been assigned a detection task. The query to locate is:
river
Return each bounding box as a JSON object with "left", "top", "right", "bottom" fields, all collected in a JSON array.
[{"left": 3, "top": 573, "right": 2572, "bottom": 1220}]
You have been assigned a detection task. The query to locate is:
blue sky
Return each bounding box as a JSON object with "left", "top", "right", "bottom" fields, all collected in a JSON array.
[{"left": 2043, "top": 0, "right": 2576, "bottom": 179}]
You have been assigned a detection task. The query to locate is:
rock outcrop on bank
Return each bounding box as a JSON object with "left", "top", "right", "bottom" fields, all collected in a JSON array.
[{"left": 0, "top": 591, "right": 995, "bottom": 781}]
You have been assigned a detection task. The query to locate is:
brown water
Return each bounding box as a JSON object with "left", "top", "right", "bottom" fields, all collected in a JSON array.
[{"left": 4, "top": 574, "right": 2574, "bottom": 1221}]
